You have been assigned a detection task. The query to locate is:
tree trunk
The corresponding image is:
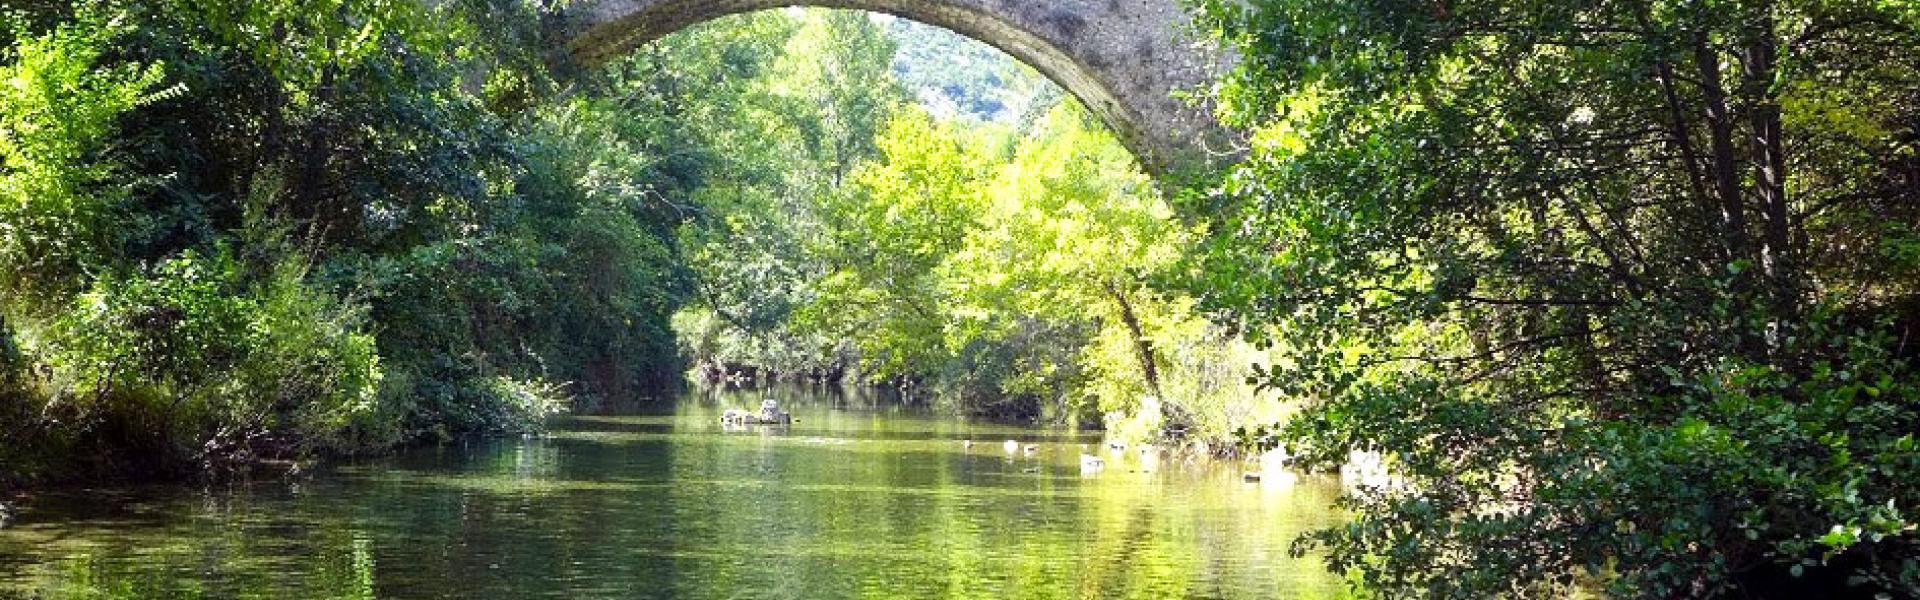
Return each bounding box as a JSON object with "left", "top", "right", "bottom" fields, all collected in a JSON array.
[
  {"left": 1104, "top": 280, "right": 1163, "bottom": 400},
  {"left": 1740, "top": 6, "right": 1799, "bottom": 323},
  {"left": 1692, "top": 29, "right": 1754, "bottom": 265}
]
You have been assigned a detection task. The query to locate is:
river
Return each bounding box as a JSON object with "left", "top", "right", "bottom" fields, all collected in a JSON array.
[{"left": 0, "top": 385, "right": 1346, "bottom": 599}]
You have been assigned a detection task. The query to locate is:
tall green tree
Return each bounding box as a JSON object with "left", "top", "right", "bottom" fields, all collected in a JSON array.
[
  {"left": 1192, "top": 0, "right": 1920, "bottom": 596},
  {"left": 658, "top": 10, "right": 907, "bottom": 382},
  {"left": 771, "top": 11, "right": 906, "bottom": 185},
  {"left": 803, "top": 107, "right": 993, "bottom": 383},
  {"left": 945, "top": 104, "right": 1191, "bottom": 425}
]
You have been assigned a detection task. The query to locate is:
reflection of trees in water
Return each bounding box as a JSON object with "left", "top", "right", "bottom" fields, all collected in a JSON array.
[
  {"left": 697, "top": 381, "right": 908, "bottom": 412},
  {"left": 7, "top": 389, "right": 1345, "bottom": 598},
  {"left": 1067, "top": 465, "right": 1347, "bottom": 599}
]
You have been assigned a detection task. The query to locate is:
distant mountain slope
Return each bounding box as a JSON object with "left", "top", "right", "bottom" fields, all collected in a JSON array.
[{"left": 882, "top": 16, "right": 1055, "bottom": 124}]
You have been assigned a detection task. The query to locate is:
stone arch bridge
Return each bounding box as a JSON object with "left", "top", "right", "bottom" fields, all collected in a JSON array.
[{"left": 560, "top": 0, "right": 1237, "bottom": 175}]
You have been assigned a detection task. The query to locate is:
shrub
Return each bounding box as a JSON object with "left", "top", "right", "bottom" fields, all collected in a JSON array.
[{"left": 41, "top": 249, "right": 383, "bottom": 469}]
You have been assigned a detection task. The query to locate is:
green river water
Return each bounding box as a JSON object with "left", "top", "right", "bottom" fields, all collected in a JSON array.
[{"left": 0, "top": 386, "right": 1347, "bottom": 599}]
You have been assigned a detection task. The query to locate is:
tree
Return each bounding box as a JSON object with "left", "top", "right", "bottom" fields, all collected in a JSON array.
[
  {"left": 657, "top": 10, "right": 903, "bottom": 383},
  {"left": 770, "top": 11, "right": 907, "bottom": 185},
  {"left": 803, "top": 106, "right": 993, "bottom": 383},
  {"left": 1190, "top": 0, "right": 1920, "bottom": 596},
  {"left": 946, "top": 103, "right": 1192, "bottom": 426}
]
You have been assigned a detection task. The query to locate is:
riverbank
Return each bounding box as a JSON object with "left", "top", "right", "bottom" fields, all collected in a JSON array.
[{"left": 0, "top": 377, "right": 571, "bottom": 495}]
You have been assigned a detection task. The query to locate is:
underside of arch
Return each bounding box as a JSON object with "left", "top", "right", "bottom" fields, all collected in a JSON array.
[{"left": 560, "top": 0, "right": 1237, "bottom": 176}]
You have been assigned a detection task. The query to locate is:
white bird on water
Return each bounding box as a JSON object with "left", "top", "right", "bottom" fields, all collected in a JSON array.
[{"left": 1003, "top": 439, "right": 1020, "bottom": 454}]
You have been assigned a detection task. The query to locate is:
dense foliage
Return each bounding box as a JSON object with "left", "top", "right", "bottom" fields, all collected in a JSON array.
[
  {"left": 0, "top": 0, "right": 698, "bottom": 482},
  {"left": 1191, "top": 0, "right": 1920, "bottom": 596}
]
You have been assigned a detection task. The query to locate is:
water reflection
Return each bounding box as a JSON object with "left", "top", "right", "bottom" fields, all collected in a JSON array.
[{"left": 0, "top": 386, "right": 1347, "bottom": 599}]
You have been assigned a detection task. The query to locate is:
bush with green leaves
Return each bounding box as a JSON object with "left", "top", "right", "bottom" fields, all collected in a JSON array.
[
  {"left": 39, "top": 249, "right": 382, "bottom": 472},
  {"left": 0, "top": 4, "right": 170, "bottom": 310}
]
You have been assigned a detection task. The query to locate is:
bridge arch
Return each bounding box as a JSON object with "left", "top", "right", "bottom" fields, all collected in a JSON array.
[{"left": 561, "top": 0, "right": 1236, "bottom": 175}]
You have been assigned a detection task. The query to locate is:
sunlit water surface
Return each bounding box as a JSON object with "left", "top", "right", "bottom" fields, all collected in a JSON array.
[{"left": 0, "top": 387, "right": 1346, "bottom": 599}]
